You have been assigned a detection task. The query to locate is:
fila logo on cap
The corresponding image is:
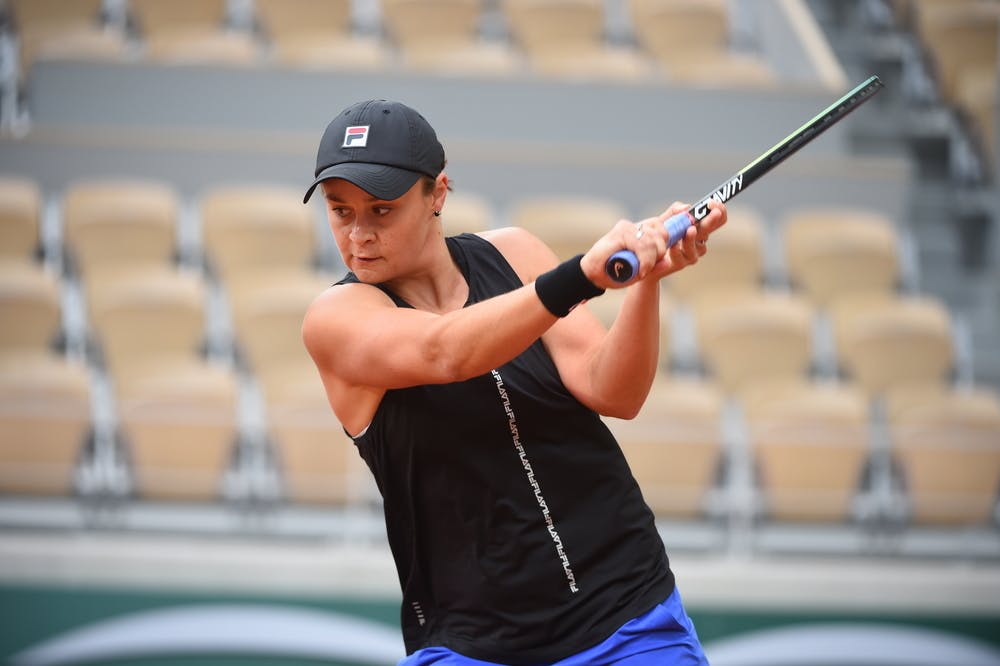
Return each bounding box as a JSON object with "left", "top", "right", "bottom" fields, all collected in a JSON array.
[{"left": 343, "top": 126, "right": 369, "bottom": 148}]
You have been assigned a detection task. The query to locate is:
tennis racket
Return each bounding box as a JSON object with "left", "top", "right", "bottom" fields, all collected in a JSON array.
[{"left": 605, "top": 75, "right": 885, "bottom": 282}]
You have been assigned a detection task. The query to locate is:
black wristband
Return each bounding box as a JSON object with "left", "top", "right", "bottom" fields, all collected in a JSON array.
[{"left": 535, "top": 254, "right": 606, "bottom": 317}]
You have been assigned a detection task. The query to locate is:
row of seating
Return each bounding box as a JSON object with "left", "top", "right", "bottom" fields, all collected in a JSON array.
[
  {"left": 1, "top": 173, "right": 998, "bottom": 526},
  {"left": 0, "top": 243, "right": 959, "bottom": 417},
  {"left": 0, "top": 177, "right": 911, "bottom": 308},
  {"left": 0, "top": 175, "right": 964, "bottom": 399},
  {"left": 5, "top": 0, "right": 776, "bottom": 86},
  {"left": 3, "top": 345, "right": 998, "bottom": 526},
  {"left": 891, "top": 0, "right": 998, "bottom": 165},
  {"left": 608, "top": 375, "right": 1000, "bottom": 526}
]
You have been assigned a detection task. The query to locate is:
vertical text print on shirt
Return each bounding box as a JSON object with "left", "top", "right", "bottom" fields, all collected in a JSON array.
[{"left": 491, "top": 369, "right": 579, "bottom": 594}]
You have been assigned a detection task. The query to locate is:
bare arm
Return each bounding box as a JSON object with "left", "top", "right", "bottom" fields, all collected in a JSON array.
[
  {"left": 495, "top": 202, "right": 728, "bottom": 419},
  {"left": 302, "top": 267, "right": 557, "bottom": 392},
  {"left": 304, "top": 202, "right": 726, "bottom": 430}
]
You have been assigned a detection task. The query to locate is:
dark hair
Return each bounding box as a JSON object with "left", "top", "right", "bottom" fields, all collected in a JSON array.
[{"left": 421, "top": 160, "right": 452, "bottom": 195}]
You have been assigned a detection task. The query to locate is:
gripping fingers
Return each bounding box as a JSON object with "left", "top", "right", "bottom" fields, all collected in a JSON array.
[
  {"left": 670, "top": 225, "right": 700, "bottom": 268},
  {"left": 595, "top": 219, "right": 659, "bottom": 286},
  {"left": 629, "top": 221, "right": 664, "bottom": 280},
  {"left": 700, "top": 200, "right": 728, "bottom": 236},
  {"left": 604, "top": 209, "right": 690, "bottom": 283}
]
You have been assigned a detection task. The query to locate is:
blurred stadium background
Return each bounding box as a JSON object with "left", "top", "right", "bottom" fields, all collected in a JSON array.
[{"left": 1, "top": 0, "right": 999, "bottom": 664}]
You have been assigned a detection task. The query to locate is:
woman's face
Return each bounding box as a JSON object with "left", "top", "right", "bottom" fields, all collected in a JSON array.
[{"left": 321, "top": 176, "right": 444, "bottom": 283}]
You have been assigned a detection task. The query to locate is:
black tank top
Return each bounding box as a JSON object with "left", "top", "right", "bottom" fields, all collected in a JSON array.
[{"left": 339, "top": 234, "right": 673, "bottom": 663}]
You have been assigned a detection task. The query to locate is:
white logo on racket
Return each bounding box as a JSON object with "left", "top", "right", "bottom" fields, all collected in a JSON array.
[{"left": 343, "top": 125, "right": 370, "bottom": 148}]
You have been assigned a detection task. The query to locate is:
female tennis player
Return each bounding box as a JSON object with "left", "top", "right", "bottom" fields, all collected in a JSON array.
[{"left": 302, "top": 99, "right": 726, "bottom": 665}]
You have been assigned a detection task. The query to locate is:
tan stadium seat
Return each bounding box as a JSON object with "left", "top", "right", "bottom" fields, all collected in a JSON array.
[
  {"left": 504, "top": 0, "right": 604, "bottom": 55},
  {"left": 8, "top": 0, "right": 126, "bottom": 77},
  {"left": 0, "top": 259, "right": 62, "bottom": 356},
  {"left": 264, "top": 364, "right": 370, "bottom": 505},
  {"left": 88, "top": 266, "right": 207, "bottom": 397},
  {"left": 117, "top": 358, "right": 238, "bottom": 501},
  {"left": 627, "top": 0, "right": 775, "bottom": 87},
  {"left": 783, "top": 207, "right": 900, "bottom": 308},
  {"left": 509, "top": 195, "right": 629, "bottom": 261},
  {"left": 605, "top": 375, "right": 724, "bottom": 517},
  {"left": 129, "top": 0, "right": 257, "bottom": 65},
  {"left": 667, "top": 206, "right": 765, "bottom": 307},
  {"left": 441, "top": 190, "right": 495, "bottom": 236},
  {"left": 692, "top": 287, "right": 814, "bottom": 395},
  {"left": 742, "top": 379, "right": 870, "bottom": 522},
  {"left": 381, "top": 0, "right": 518, "bottom": 76},
  {"left": 199, "top": 185, "right": 317, "bottom": 303},
  {"left": 503, "top": 0, "right": 649, "bottom": 81},
  {"left": 8, "top": 0, "right": 105, "bottom": 37},
  {"left": 528, "top": 47, "right": 651, "bottom": 82},
  {"left": 912, "top": 1, "right": 999, "bottom": 103},
  {"left": 232, "top": 269, "right": 333, "bottom": 394},
  {"left": 0, "top": 177, "right": 41, "bottom": 261},
  {"left": 910, "top": 1, "right": 998, "bottom": 165},
  {"left": 254, "top": 0, "right": 386, "bottom": 70},
  {"left": 887, "top": 383, "right": 1000, "bottom": 525},
  {"left": 657, "top": 52, "right": 777, "bottom": 88},
  {"left": 62, "top": 179, "right": 178, "bottom": 298},
  {"left": 0, "top": 352, "right": 91, "bottom": 496},
  {"left": 831, "top": 294, "right": 953, "bottom": 397}
]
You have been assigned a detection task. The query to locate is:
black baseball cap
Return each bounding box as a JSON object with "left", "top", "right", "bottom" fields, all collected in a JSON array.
[{"left": 303, "top": 99, "right": 446, "bottom": 204}]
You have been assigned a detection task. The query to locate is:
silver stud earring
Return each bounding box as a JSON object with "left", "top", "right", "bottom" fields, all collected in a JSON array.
[{"left": 433, "top": 210, "right": 441, "bottom": 217}]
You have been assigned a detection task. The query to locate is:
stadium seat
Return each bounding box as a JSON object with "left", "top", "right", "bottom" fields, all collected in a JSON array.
[
  {"left": 508, "top": 195, "right": 628, "bottom": 261},
  {"left": 887, "top": 383, "right": 1000, "bottom": 525},
  {"left": 503, "top": 0, "right": 649, "bottom": 81},
  {"left": 742, "top": 379, "right": 870, "bottom": 522},
  {"left": 0, "top": 259, "right": 62, "bottom": 356},
  {"left": 0, "top": 352, "right": 91, "bottom": 496},
  {"left": 128, "top": 0, "right": 257, "bottom": 65},
  {"left": 263, "top": 364, "right": 368, "bottom": 505},
  {"left": 117, "top": 358, "right": 239, "bottom": 501},
  {"left": 531, "top": 46, "right": 651, "bottom": 81},
  {"left": 231, "top": 269, "right": 333, "bottom": 395},
  {"left": 831, "top": 294, "right": 954, "bottom": 396},
  {"left": 62, "top": 179, "right": 179, "bottom": 297},
  {"left": 504, "top": 0, "right": 604, "bottom": 54},
  {"left": 605, "top": 374, "right": 725, "bottom": 517},
  {"left": 783, "top": 207, "right": 900, "bottom": 308},
  {"left": 199, "top": 185, "right": 317, "bottom": 306},
  {"left": 0, "top": 176, "right": 41, "bottom": 261},
  {"left": 88, "top": 266, "right": 207, "bottom": 397},
  {"left": 627, "top": 0, "right": 775, "bottom": 87},
  {"left": 911, "top": 1, "right": 999, "bottom": 105},
  {"left": 8, "top": 0, "right": 126, "bottom": 76},
  {"left": 693, "top": 287, "right": 815, "bottom": 395},
  {"left": 441, "top": 190, "right": 495, "bottom": 236},
  {"left": 254, "top": 0, "right": 387, "bottom": 70},
  {"left": 381, "top": 0, "right": 518, "bottom": 75},
  {"left": 910, "top": 0, "right": 998, "bottom": 165},
  {"left": 666, "top": 206, "right": 765, "bottom": 307},
  {"left": 8, "top": 0, "right": 104, "bottom": 38}
]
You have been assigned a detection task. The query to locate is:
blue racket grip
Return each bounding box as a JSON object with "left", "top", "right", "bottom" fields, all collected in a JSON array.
[{"left": 605, "top": 211, "right": 693, "bottom": 283}]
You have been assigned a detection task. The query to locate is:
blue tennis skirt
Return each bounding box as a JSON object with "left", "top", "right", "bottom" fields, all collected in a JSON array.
[{"left": 399, "top": 588, "right": 709, "bottom": 666}]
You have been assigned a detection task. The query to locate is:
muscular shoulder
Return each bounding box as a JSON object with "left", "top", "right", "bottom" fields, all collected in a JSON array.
[
  {"left": 302, "top": 281, "right": 394, "bottom": 366},
  {"left": 476, "top": 226, "right": 559, "bottom": 284}
]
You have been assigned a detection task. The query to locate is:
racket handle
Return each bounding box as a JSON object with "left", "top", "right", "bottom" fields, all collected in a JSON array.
[{"left": 605, "top": 211, "right": 692, "bottom": 283}]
